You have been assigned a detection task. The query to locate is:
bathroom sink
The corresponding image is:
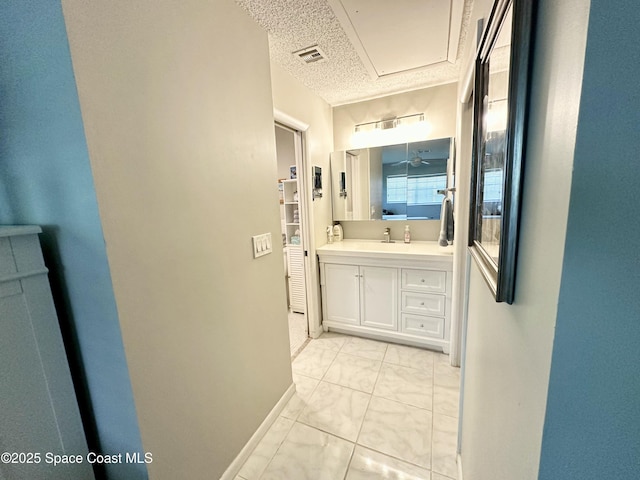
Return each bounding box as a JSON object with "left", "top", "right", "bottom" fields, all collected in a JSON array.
[{"left": 317, "top": 239, "right": 454, "bottom": 261}]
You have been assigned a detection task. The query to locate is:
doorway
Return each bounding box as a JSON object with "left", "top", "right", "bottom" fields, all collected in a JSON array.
[{"left": 275, "top": 123, "right": 309, "bottom": 356}]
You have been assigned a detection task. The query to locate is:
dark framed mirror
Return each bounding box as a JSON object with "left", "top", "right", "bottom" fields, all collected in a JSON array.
[{"left": 469, "top": 0, "right": 535, "bottom": 304}]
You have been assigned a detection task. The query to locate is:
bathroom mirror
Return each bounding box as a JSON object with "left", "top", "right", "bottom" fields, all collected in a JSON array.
[
  {"left": 469, "top": 0, "right": 534, "bottom": 304},
  {"left": 330, "top": 137, "right": 453, "bottom": 221}
]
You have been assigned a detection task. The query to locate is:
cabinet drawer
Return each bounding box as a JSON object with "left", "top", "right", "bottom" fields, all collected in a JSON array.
[
  {"left": 401, "top": 291, "right": 445, "bottom": 316},
  {"left": 401, "top": 314, "right": 445, "bottom": 339},
  {"left": 401, "top": 269, "right": 446, "bottom": 293}
]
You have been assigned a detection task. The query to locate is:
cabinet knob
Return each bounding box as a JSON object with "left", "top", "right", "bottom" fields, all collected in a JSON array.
[
  {"left": 421, "top": 324, "right": 424, "bottom": 328},
  {"left": 421, "top": 279, "right": 425, "bottom": 283},
  {"left": 420, "top": 302, "right": 425, "bottom": 306}
]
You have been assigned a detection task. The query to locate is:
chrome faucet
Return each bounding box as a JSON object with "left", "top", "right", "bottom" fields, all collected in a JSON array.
[{"left": 383, "top": 227, "right": 391, "bottom": 243}]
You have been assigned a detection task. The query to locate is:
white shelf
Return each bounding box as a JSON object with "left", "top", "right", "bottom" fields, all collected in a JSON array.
[{"left": 280, "top": 179, "right": 301, "bottom": 245}]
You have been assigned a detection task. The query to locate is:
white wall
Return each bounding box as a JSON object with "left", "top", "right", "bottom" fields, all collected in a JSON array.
[
  {"left": 61, "top": 1, "right": 293, "bottom": 478},
  {"left": 458, "top": 0, "right": 590, "bottom": 478},
  {"left": 270, "top": 62, "right": 334, "bottom": 337}
]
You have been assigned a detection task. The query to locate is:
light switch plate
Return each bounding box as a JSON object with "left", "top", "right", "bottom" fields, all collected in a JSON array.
[{"left": 252, "top": 233, "right": 272, "bottom": 258}]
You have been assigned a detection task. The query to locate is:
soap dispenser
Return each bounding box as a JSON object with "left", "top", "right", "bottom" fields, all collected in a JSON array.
[
  {"left": 404, "top": 225, "right": 411, "bottom": 244},
  {"left": 333, "top": 223, "right": 343, "bottom": 242},
  {"left": 327, "top": 226, "right": 334, "bottom": 244}
]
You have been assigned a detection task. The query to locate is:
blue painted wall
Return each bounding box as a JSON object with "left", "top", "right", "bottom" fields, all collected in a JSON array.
[
  {"left": 539, "top": 0, "right": 640, "bottom": 478},
  {"left": 0, "top": 1, "right": 146, "bottom": 479}
]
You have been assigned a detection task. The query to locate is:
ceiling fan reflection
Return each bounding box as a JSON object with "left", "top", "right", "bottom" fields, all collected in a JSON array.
[{"left": 392, "top": 150, "right": 431, "bottom": 167}]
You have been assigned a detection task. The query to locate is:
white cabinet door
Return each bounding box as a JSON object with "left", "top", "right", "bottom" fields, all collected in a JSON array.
[
  {"left": 324, "top": 263, "right": 360, "bottom": 325},
  {"left": 360, "top": 266, "right": 398, "bottom": 331}
]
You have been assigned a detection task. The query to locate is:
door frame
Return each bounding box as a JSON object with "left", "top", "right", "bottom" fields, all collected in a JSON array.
[{"left": 274, "top": 109, "right": 321, "bottom": 338}]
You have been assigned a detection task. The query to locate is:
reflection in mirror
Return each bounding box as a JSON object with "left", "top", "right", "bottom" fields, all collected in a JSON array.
[
  {"left": 331, "top": 138, "right": 452, "bottom": 222},
  {"left": 475, "top": 2, "right": 512, "bottom": 264}
]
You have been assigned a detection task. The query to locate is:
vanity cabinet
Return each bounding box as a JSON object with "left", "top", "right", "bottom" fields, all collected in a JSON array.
[
  {"left": 318, "top": 241, "right": 453, "bottom": 352},
  {"left": 324, "top": 263, "right": 359, "bottom": 325},
  {"left": 324, "top": 263, "right": 398, "bottom": 330}
]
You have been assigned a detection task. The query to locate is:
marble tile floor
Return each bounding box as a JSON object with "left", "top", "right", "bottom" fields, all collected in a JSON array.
[
  {"left": 236, "top": 333, "right": 460, "bottom": 480},
  {"left": 288, "top": 311, "right": 308, "bottom": 356}
]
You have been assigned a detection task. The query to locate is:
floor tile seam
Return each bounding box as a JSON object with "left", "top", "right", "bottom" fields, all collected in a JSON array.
[
  {"left": 355, "top": 395, "right": 434, "bottom": 470},
  {"left": 368, "top": 390, "right": 436, "bottom": 414},
  {"left": 430, "top": 400, "right": 461, "bottom": 477},
  {"left": 365, "top": 340, "right": 393, "bottom": 395},
  {"left": 291, "top": 374, "right": 323, "bottom": 405},
  {"left": 433, "top": 366, "right": 459, "bottom": 380},
  {"left": 369, "top": 389, "right": 434, "bottom": 412},
  {"left": 372, "top": 362, "right": 434, "bottom": 405},
  {"left": 309, "top": 341, "right": 343, "bottom": 353},
  {"left": 433, "top": 364, "right": 461, "bottom": 384},
  {"left": 253, "top": 416, "right": 297, "bottom": 480},
  {"left": 433, "top": 382, "right": 461, "bottom": 393},
  {"left": 332, "top": 349, "right": 386, "bottom": 363},
  {"left": 282, "top": 375, "right": 322, "bottom": 423},
  {"left": 432, "top": 411, "right": 459, "bottom": 425},
  {"left": 377, "top": 362, "right": 436, "bottom": 391},
  {"left": 338, "top": 342, "right": 388, "bottom": 361},
  {"left": 290, "top": 380, "right": 332, "bottom": 423},
  {"left": 431, "top": 462, "right": 459, "bottom": 479},
  {"left": 341, "top": 436, "right": 358, "bottom": 480},
  {"left": 339, "top": 336, "right": 389, "bottom": 359},
  {"left": 352, "top": 440, "right": 434, "bottom": 474},
  {"left": 351, "top": 383, "right": 375, "bottom": 452},
  {"left": 294, "top": 418, "right": 359, "bottom": 446},
  {"left": 340, "top": 352, "right": 387, "bottom": 362},
  {"left": 381, "top": 356, "right": 434, "bottom": 371},
  {"left": 320, "top": 376, "right": 377, "bottom": 395},
  {"left": 431, "top": 471, "right": 456, "bottom": 480},
  {"left": 432, "top": 410, "right": 459, "bottom": 420},
  {"left": 433, "top": 383, "right": 461, "bottom": 394},
  {"left": 317, "top": 346, "right": 341, "bottom": 383}
]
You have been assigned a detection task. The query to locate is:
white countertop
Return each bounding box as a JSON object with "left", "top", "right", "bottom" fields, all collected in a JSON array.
[{"left": 317, "top": 239, "right": 453, "bottom": 262}]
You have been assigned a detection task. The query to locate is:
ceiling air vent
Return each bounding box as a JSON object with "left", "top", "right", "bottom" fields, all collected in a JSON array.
[{"left": 293, "top": 45, "right": 327, "bottom": 64}]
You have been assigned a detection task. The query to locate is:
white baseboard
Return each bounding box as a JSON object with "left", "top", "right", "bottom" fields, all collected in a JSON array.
[
  {"left": 220, "top": 383, "right": 296, "bottom": 480},
  {"left": 457, "top": 453, "right": 464, "bottom": 480}
]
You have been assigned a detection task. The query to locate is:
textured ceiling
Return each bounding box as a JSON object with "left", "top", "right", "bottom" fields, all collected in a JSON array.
[{"left": 236, "top": 0, "right": 474, "bottom": 106}]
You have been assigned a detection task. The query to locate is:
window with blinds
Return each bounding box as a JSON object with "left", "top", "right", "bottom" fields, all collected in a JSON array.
[{"left": 387, "top": 174, "right": 447, "bottom": 205}]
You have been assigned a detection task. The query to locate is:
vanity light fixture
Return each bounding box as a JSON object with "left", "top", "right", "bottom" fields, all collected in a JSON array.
[
  {"left": 354, "top": 113, "right": 425, "bottom": 133},
  {"left": 352, "top": 113, "right": 430, "bottom": 148}
]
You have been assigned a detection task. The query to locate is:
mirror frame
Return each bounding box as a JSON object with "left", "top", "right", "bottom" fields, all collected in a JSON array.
[{"left": 468, "top": 0, "right": 536, "bottom": 304}]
